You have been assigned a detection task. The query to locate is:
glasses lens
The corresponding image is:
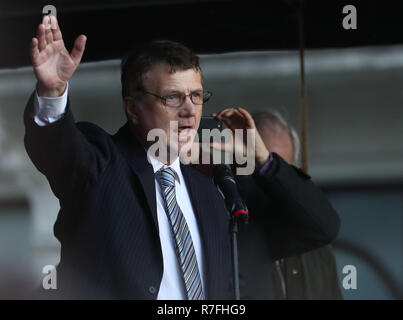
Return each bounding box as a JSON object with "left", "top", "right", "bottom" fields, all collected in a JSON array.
[
  {"left": 163, "top": 91, "right": 212, "bottom": 108},
  {"left": 190, "top": 91, "right": 204, "bottom": 105},
  {"left": 164, "top": 93, "right": 182, "bottom": 107}
]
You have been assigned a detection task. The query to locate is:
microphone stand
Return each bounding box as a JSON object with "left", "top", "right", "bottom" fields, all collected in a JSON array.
[
  {"left": 230, "top": 207, "right": 248, "bottom": 300},
  {"left": 230, "top": 214, "right": 241, "bottom": 300},
  {"left": 213, "top": 164, "right": 249, "bottom": 300}
]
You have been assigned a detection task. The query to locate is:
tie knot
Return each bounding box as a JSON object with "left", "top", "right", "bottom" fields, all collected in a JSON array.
[{"left": 158, "top": 167, "right": 176, "bottom": 187}]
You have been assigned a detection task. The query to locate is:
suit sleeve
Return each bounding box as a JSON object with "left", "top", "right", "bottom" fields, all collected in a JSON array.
[
  {"left": 24, "top": 92, "right": 111, "bottom": 200},
  {"left": 237, "top": 152, "right": 340, "bottom": 261}
]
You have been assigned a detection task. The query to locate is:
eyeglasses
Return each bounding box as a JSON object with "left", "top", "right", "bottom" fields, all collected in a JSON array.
[{"left": 140, "top": 89, "right": 212, "bottom": 108}]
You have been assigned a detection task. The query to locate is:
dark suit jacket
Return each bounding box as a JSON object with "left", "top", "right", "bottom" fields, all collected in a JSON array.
[
  {"left": 24, "top": 94, "right": 232, "bottom": 299},
  {"left": 24, "top": 93, "right": 339, "bottom": 299}
]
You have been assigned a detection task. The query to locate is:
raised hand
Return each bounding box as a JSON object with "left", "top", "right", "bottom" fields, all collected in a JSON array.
[{"left": 30, "top": 15, "right": 87, "bottom": 97}]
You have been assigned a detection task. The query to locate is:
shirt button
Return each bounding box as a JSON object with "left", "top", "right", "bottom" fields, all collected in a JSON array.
[
  {"left": 291, "top": 268, "right": 299, "bottom": 276},
  {"left": 149, "top": 286, "right": 156, "bottom": 295}
]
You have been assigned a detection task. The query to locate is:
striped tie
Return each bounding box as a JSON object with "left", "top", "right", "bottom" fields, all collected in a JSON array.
[{"left": 157, "top": 167, "right": 204, "bottom": 300}]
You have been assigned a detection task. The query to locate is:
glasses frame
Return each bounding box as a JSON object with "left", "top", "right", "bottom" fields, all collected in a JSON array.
[{"left": 140, "top": 89, "right": 212, "bottom": 108}]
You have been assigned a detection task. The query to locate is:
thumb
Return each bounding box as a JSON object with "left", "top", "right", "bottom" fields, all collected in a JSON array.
[{"left": 70, "top": 35, "right": 87, "bottom": 66}]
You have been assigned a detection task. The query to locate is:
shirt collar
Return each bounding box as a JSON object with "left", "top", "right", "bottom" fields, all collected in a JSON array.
[{"left": 146, "top": 151, "right": 182, "bottom": 184}]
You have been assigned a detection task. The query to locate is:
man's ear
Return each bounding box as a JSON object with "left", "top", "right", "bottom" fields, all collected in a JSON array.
[{"left": 123, "top": 96, "right": 141, "bottom": 125}]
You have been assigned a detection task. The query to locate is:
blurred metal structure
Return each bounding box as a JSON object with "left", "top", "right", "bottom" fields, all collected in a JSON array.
[{"left": 333, "top": 239, "right": 402, "bottom": 300}]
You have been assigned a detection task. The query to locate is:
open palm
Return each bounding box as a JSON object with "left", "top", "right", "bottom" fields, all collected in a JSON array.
[{"left": 30, "top": 15, "right": 86, "bottom": 96}]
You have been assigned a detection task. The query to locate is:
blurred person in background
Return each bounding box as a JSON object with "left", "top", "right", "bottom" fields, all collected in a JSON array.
[
  {"left": 210, "top": 108, "right": 342, "bottom": 299},
  {"left": 253, "top": 111, "right": 343, "bottom": 300}
]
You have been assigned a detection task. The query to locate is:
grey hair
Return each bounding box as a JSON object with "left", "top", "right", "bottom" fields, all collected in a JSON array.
[{"left": 252, "top": 110, "right": 301, "bottom": 166}]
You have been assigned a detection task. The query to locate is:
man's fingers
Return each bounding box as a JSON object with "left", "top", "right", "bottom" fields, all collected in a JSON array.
[
  {"left": 217, "top": 108, "right": 244, "bottom": 121},
  {"left": 45, "top": 25, "right": 53, "bottom": 45},
  {"left": 30, "top": 38, "right": 40, "bottom": 62},
  {"left": 215, "top": 108, "right": 235, "bottom": 119},
  {"left": 214, "top": 108, "right": 251, "bottom": 130},
  {"left": 37, "top": 23, "right": 47, "bottom": 51},
  {"left": 221, "top": 109, "right": 236, "bottom": 118},
  {"left": 237, "top": 107, "right": 255, "bottom": 127},
  {"left": 42, "top": 14, "right": 49, "bottom": 25},
  {"left": 217, "top": 110, "right": 236, "bottom": 125},
  {"left": 223, "top": 109, "right": 236, "bottom": 117},
  {"left": 42, "top": 16, "right": 53, "bottom": 44},
  {"left": 50, "top": 16, "right": 62, "bottom": 41},
  {"left": 214, "top": 112, "right": 234, "bottom": 129},
  {"left": 232, "top": 108, "right": 245, "bottom": 119},
  {"left": 221, "top": 109, "right": 247, "bottom": 128},
  {"left": 70, "top": 35, "right": 87, "bottom": 66}
]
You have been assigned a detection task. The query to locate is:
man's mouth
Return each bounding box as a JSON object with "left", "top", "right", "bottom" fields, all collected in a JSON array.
[
  {"left": 178, "top": 125, "right": 193, "bottom": 133},
  {"left": 177, "top": 125, "right": 194, "bottom": 143}
]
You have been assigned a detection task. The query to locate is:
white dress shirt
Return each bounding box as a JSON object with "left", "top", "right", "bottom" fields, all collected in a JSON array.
[
  {"left": 147, "top": 154, "right": 205, "bottom": 299},
  {"left": 33, "top": 84, "right": 205, "bottom": 299},
  {"left": 33, "top": 83, "right": 69, "bottom": 126}
]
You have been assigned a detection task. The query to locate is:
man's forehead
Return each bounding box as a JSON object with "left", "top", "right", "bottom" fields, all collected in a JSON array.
[
  {"left": 147, "top": 63, "right": 201, "bottom": 77},
  {"left": 143, "top": 64, "right": 202, "bottom": 89}
]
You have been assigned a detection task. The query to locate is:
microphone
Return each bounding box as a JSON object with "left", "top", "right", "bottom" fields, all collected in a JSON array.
[{"left": 213, "top": 164, "right": 249, "bottom": 224}]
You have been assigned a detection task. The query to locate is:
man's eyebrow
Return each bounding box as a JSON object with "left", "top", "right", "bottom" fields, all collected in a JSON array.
[
  {"left": 162, "top": 88, "right": 181, "bottom": 93},
  {"left": 161, "top": 87, "right": 203, "bottom": 93}
]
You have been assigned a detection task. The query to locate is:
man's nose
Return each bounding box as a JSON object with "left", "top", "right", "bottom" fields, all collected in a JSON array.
[{"left": 179, "top": 95, "right": 197, "bottom": 116}]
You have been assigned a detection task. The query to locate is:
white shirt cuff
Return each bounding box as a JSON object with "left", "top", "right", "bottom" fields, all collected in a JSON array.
[{"left": 34, "top": 83, "right": 69, "bottom": 126}]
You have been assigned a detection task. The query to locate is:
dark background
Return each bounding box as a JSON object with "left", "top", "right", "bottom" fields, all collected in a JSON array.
[{"left": 1, "top": 0, "right": 403, "bottom": 68}]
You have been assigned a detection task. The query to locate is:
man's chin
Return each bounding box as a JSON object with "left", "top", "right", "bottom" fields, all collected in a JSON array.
[
  {"left": 177, "top": 141, "right": 191, "bottom": 156},
  {"left": 161, "top": 133, "right": 195, "bottom": 161},
  {"left": 179, "top": 133, "right": 195, "bottom": 151}
]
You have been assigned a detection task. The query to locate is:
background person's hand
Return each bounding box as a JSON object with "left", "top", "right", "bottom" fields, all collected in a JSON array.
[
  {"left": 211, "top": 107, "right": 270, "bottom": 169},
  {"left": 30, "top": 15, "right": 87, "bottom": 97}
]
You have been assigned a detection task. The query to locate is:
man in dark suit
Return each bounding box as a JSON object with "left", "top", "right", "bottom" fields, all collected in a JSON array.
[
  {"left": 25, "top": 15, "right": 232, "bottom": 299},
  {"left": 24, "top": 15, "right": 339, "bottom": 299}
]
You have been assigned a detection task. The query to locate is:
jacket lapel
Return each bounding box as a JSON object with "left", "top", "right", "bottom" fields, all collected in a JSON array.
[
  {"left": 181, "top": 163, "right": 222, "bottom": 299},
  {"left": 113, "top": 122, "right": 159, "bottom": 230},
  {"left": 180, "top": 163, "right": 205, "bottom": 232}
]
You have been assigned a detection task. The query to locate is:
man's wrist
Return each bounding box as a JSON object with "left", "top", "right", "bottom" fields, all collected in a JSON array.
[
  {"left": 34, "top": 82, "right": 69, "bottom": 126},
  {"left": 36, "top": 81, "right": 67, "bottom": 98},
  {"left": 255, "top": 150, "right": 270, "bottom": 170}
]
